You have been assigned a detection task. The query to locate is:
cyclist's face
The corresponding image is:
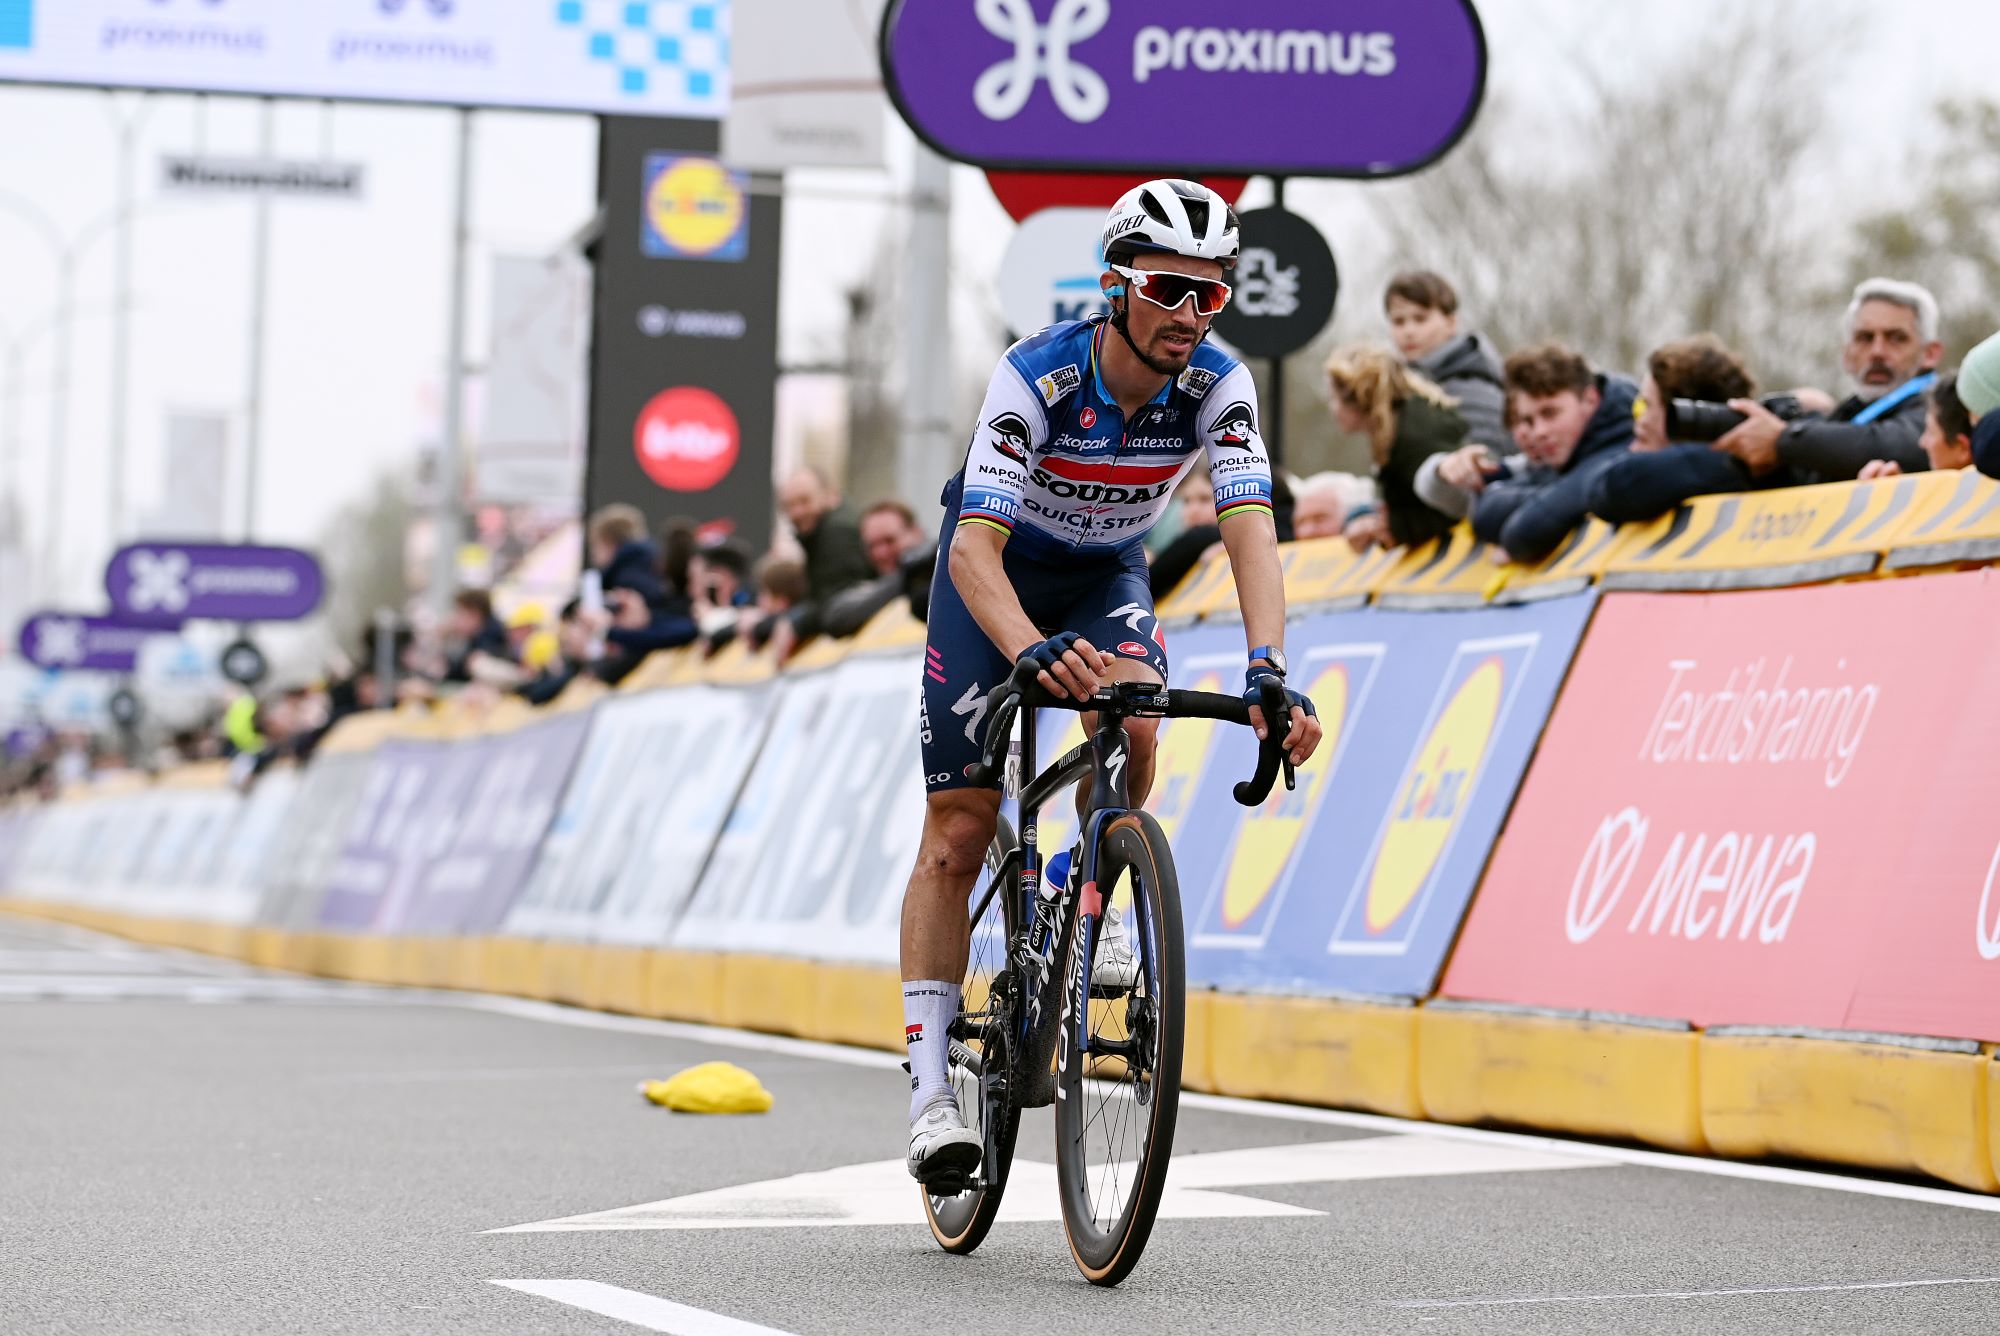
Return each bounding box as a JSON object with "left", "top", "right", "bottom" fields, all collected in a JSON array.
[{"left": 1104, "top": 254, "right": 1225, "bottom": 375}]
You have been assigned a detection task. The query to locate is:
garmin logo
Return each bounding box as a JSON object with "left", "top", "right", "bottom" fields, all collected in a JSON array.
[{"left": 1134, "top": 27, "right": 1396, "bottom": 82}]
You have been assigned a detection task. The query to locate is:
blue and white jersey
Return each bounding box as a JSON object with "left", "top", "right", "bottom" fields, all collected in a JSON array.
[{"left": 953, "top": 317, "right": 1275, "bottom": 562}]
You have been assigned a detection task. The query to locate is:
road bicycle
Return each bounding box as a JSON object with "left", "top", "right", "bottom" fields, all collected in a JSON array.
[{"left": 920, "top": 669, "right": 1293, "bottom": 1286}]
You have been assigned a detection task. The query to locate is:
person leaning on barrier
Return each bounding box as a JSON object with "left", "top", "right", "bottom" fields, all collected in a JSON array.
[
  {"left": 1291, "top": 470, "right": 1375, "bottom": 541},
  {"left": 1383, "top": 269, "right": 1511, "bottom": 453},
  {"left": 1957, "top": 330, "right": 2000, "bottom": 479},
  {"left": 1428, "top": 343, "right": 1638, "bottom": 564},
  {"left": 775, "top": 465, "right": 877, "bottom": 643},
  {"left": 1858, "top": 372, "right": 1978, "bottom": 479},
  {"left": 821, "top": 499, "right": 935, "bottom": 639},
  {"left": 1325, "top": 343, "right": 1467, "bottom": 553},
  {"left": 1585, "top": 334, "right": 1766, "bottom": 524},
  {"left": 441, "top": 588, "right": 512, "bottom": 685},
  {"left": 1713, "top": 278, "right": 1943, "bottom": 485}
]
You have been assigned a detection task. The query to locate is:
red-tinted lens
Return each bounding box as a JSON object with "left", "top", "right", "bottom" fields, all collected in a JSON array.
[{"left": 1134, "top": 272, "right": 1231, "bottom": 316}]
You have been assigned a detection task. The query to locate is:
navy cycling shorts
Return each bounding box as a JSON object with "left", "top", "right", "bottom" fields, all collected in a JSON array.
[{"left": 920, "top": 533, "right": 1170, "bottom": 794}]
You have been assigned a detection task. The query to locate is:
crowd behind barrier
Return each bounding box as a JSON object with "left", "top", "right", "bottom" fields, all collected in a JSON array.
[{"left": 10, "top": 471, "right": 2000, "bottom": 1191}]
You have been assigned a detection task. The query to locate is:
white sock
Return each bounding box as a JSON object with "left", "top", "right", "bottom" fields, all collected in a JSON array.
[{"left": 903, "top": 979, "right": 960, "bottom": 1122}]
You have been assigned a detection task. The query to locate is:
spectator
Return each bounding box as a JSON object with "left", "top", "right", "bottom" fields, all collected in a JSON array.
[
  {"left": 519, "top": 599, "right": 584, "bottom": 706},
  {"left": 1860, "top": 372, "right": 1978, "bottom": 478},
  {"left": 1293, "top": 472, "right": 1378, "bottom": 541},
  {"left": 691, "top": 543, "right": 755, "bottom": 652},
  {"left": 1959, "top": 331, "right": 2000, "bottom": 479},
  {"left": 1434, "top": 344, "right": 1638, "bottom": 564},
  {"left": 588, "top": 503, "right": 667, "bottom": 604},
  {"left": 442, "top": 589, "right": 510, "bottom": 684},
  {"left": 747, "top": 555, "right": 809, "bottom": 653},
  {"left": 1383, "top": 270, "right": 1510, "bottom": 452},
  {"left": 1586, "top": 334, "right": 1761, "bottom": 523},
  {"left": 1325, "top": 344, "right": 1466, "bottom": 552},
  {"left": 777, "top": 466, "right": 875, "bottom": 636},
  {"left": 822, "top": 500, "right": 934, "bottom": 639},
  {"left": 1712, "top": 278, "right": 1943, "bottom": 486}
]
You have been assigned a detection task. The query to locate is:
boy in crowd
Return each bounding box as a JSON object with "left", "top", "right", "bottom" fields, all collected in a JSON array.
[
  {"left": 1383, "top": 270, "right": 1511, "bottom": 452},
  {"left": 1422, "top": 344, "right": 1638, "bottom": 564}
]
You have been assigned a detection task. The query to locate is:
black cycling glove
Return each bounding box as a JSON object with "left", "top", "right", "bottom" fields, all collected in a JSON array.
[
  {"left": 1015, "top": 631, "right": 1083, "bottom": 678},
  {"left": 1243, "top": 665, "right": 1317, "bottom": 730}
]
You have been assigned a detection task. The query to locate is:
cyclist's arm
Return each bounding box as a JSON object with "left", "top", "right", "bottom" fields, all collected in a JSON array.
[
  {"left": 950, "top": 361, "right": 1048, "bottom": 660},
  {"left": 1199, "top": 366, "right": 1286, "bottom": 662}
]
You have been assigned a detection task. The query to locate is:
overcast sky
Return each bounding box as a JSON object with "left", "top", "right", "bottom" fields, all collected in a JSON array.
[{"left": 0, "top": 0, "right": 1995, "bottom": 617}]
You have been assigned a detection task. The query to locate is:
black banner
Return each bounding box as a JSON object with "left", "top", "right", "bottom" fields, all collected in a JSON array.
[{"left": 586, "top": 117, "right": 782, "bottom": 553}]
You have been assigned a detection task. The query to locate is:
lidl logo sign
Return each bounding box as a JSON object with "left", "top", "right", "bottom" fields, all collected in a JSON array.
[
  {"left": 1329, "top": 635, "right": 1536, "bottom": 956},
  {"left": 1190, "top": 645, "right": 1385, "bottom": 951},
  {"left": 0, "top": 0, "right": 33, "bottom": 50},
  {"left": 642, "top": 154, "right": 748, "bottom": 261}
]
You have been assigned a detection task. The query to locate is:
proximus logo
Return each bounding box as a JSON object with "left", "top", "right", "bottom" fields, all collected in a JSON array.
[{"left": 974, "top": 0, "right": 1110, "bottom": 124}]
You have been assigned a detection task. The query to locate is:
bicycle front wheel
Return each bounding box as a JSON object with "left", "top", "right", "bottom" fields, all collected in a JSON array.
[
  {"left": 1053, "top": 811, "right": 1184, "bottom": 1287},
  {"left": 923, "top": 816, "right": 1024, "bottom": 1254}
]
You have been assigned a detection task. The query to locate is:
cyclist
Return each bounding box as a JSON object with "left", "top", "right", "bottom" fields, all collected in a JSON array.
[{"left": 903, "top": 180, "right": 1323, "bottom": 1184}]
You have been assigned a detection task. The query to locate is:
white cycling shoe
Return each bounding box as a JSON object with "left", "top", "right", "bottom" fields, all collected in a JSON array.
[
  {"left": 1091, "top": 905, "right": 1141, "bottom": 993},
  {"left": 907, "top": 1093, "right": 982, "bottom": 1184}
]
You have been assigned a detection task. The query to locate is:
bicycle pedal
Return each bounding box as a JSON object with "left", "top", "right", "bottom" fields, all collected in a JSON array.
[{"left": 922, "top": 1173, "right": 976, "bottom": 1198}]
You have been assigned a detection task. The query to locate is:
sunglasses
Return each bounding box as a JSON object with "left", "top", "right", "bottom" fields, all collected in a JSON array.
[{"left": 1109, "top": 264, "right": 1232, "bottom": 317}]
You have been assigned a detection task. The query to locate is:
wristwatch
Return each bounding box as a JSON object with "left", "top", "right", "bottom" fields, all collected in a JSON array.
[{"left": 1247, "top": 645, "right": 1288, "bottom": 677}]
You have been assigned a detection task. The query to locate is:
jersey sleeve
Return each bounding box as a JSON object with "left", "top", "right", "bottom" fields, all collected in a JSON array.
[
  {"left": 955, "top": 359, "right": 1049, "bottom": 540},
  {"left": 1198, "top": 363, "right": 1276, "bottom": 524}
]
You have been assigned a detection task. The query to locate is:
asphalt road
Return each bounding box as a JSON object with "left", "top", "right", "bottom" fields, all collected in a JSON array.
[{"left": 6, "top": 913, "right": 2000, "bottom": 1336}]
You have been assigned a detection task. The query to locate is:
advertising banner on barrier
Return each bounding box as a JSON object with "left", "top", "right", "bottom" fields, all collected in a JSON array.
[
  {"left": 675, "top": 654, "right": 925, "bottom": 964},
  {"left": 255, "top": 751, "right": 379, "bottom": 929},
  {"left": 317, "top": 739, "right": 489, "bottom": 931},
  {"left": 392, "top": 713, "right": 591, "bottom": 935},
  {"left": 1442, "top": 572, "right": 2000, "bottom": 1041},
  {"left": 1032, "top": 592, "right": 1597, "bottom": 997},
  {"left": 504, "top": 684, "right": 769, "bottom": 943}
]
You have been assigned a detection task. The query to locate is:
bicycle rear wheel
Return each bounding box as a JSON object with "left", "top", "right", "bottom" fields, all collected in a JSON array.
[
  {"left": 1053, "top": 811, "right": 1184, "bottom": 1287},
  {"left": 923, "top": 816, "right": 1024, "bottom": 1254}
]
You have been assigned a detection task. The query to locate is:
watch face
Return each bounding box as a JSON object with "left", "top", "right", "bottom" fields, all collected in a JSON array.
[{"left": 1254, "top": 648, "right": 1287, "bottom": 676}]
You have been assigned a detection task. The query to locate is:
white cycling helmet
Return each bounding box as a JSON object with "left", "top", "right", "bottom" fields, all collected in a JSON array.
[{"left": 1101, "top": 179, "right": 1240, "bottom": 272}]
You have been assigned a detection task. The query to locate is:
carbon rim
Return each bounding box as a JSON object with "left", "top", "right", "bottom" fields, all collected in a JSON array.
[{"left": 1055, "top": 815, "right": 1183, "bottom": 1284}]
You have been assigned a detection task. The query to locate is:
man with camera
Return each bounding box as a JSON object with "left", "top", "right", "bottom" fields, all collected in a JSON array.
[{"left": 1587, "top": 279, "right": 1942, "bottom": 523}]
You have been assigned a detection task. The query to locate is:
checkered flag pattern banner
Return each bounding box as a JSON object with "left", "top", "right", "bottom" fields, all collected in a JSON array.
[{"left": 554, "top": 0, "right": 729, "bottom": 100}]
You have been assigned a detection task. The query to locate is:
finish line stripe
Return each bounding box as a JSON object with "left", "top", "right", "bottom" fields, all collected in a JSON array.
[{"left": 1388, "top": 1275, "right": 2000, "bottom": 1310}]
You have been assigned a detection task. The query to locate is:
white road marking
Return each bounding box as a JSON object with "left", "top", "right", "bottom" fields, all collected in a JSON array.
[
  {"left": 491, "top": 1280, "right": 797, "bottom": 1335},
  {"left": 1388, "top": 1275, "right": 2000, "bottom": 1310},
  {"left": 454, "top": 994, "right": 2000, "bottom": 1217},
  {"left": 489, "top": 1136, "right": 1598, "bottom": 1233}
]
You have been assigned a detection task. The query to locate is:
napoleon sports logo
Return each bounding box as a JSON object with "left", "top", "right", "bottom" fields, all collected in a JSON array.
[{"left": 970, "top": 0, "right": 1403, "bottom": 126}]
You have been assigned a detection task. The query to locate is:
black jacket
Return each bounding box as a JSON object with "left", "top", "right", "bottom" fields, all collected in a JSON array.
[
  {"left": 1415, "top": 331, "right": 1511, "bottom": 453},
  {"left": 1776, "top": 378, "right": 1930, "bottom": 482},
  {"left": 1472, "top": 374, "right": 1639, "bottom": 563},
  {"left": 1378, "top": 395, "right": 1469, "bottom": 550},
  {"left": 599, "top": 540, "right": 667, "bottom": 605}
]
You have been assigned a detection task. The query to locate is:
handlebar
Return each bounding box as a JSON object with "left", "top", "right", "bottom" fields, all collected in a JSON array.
[{"left": 970, "top": 668, "right": 1298, "bottom": 807}]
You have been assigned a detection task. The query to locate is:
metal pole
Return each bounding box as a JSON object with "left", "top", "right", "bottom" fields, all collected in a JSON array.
[
  {"left": 430, "top": 109, "right": 474, "bottom": 626},
  {"left": 243, "top": 98, "right": 275, "bottom": 540},
  {"left": 373, "top": 606, "right": 398, "bottom": 710},
  {"left": 898, "top": 143, "right": 953, "bottom": 513},
  {"left": 42, "top": 259, "right": 74, "bottom": 598},
  {"left": 106, "top": 97, "right": 142, "bottom": 544},
  {"left": 1266, "top": 176, "right": 1288, "bottom": 470}
]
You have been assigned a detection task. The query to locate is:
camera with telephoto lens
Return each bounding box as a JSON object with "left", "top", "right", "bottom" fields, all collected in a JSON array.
[{"left": 1665, "top": 392, "right": 1807, "bottom": 443}]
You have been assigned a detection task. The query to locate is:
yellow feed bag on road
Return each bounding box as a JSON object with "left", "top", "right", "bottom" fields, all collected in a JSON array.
[{"left": 638, "top": 1062, "right": 774, "bottom": 1114}]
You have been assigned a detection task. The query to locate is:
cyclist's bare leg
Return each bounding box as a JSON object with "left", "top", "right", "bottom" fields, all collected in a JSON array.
[
  {"left": 900, "top": 787, "right": 1003, "bottom": 983},
  {"left": 1075, "top": 657, "right": 1162, "bottom": 821}
]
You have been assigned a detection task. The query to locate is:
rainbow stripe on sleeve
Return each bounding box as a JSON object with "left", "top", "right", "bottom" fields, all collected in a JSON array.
[{"left": 1215, "top": 494, "right": 1275, "bottom": 523}]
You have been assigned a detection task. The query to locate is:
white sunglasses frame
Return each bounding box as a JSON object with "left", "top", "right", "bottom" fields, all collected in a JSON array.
[{"left": 1107, "top": 263, "right": 1233, "bottom": 317}]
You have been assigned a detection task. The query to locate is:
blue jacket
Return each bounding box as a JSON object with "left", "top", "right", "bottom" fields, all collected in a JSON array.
[{"left": 1472, "top": 374, "right": 1638, "bottom": 563}]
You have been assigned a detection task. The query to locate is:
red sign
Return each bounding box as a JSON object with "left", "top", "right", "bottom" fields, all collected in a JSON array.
[
  {"left": 1441, "top": 572, "right": 2000, "bottom": 1043},
  {"left": 633, "top": 386, "right": 740, "bottom": 492},
  {"left": 985, "top": 173, "right": 1248, "bottom": 224}
]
